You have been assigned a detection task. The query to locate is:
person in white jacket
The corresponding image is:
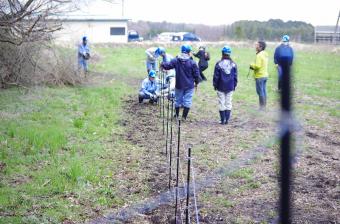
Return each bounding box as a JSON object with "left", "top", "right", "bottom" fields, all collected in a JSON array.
[{"left": 145, "top": 47, "right": 165, "bottom": 73}]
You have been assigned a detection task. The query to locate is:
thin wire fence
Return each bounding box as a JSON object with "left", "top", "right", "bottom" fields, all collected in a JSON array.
[{"left": 157, "top": 64, "right": 295, "bottom": 223}]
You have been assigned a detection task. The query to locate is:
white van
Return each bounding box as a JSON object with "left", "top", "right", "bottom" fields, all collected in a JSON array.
[{"left": 157, "top": 32, "right": 177, "bottom": 42}]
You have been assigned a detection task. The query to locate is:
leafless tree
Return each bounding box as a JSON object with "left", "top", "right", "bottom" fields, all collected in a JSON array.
[
  {"left": 0, "top": 0, "right": 79, "bottom": 45},
  {"left": 0, "top": 0, "right": 83, "bottom": 87}
]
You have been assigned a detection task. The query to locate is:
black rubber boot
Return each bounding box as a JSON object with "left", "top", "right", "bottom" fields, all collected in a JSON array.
[
  {"left": 175, "top": 107, "right": 180, "bottom": 118},
  {"left": 200, "top": 72, "right": 207, "bottom": 81},
  {"left": 259, "top": 96, "right": 265, "bottom": 110},
  {"left": 182, "top": 107, "right": 190, "bottom": 120},
  {"left": 225, "top": 110, "right": 231, "bottom": 124},
  {"left": 263, "top": 96, "right": 267, "bottom": 108},
  {"left": 138, "top": 96, "right": 143, "bottom": 103},
  {"left": 219, "top": 111, "right": 225, "bottom": 124}
]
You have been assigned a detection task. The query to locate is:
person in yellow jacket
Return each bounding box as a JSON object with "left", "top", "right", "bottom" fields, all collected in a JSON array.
[{"left": 250, "top": 41, "right": 269, "bottom": 110}]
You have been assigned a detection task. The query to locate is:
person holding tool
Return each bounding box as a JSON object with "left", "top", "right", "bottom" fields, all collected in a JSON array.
[
  {"left": 274, "top": 35, "right": 294, "bottom": 91},
  {"left": 161, "top": 44, "right": 200, "bottom": 120},
  {"left": 145, "top": 46, "right": 165, "bottom": 73},
  {"left": 78, "top": 36, "right": 90, "bottom": 75},
  {"left": 193, "top": 46, "right": 210, "bottom": 81},
  {"left": 213, "top": 45, "right": 238, "bottom": 125},
  {"left": 159, "top": 48, "right": 176, "bottom": 99},
  {"left": 250, "top": 41, "right": 269, "bottom": 110},
  {"left": 138, "top": 70, "right": 159, "bottom": 104}
]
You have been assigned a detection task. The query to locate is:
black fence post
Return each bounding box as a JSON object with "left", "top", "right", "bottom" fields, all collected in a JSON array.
[
  {"left": 166, "top": 90, "right": 170, "bottom": 156},
  {"left": 169, "top": 98, "right": 174, "bottom": 189},
  {"left": 185, "top": 147, "right": 192, "bottom": 224},
  {"left": 279, "top": 59, "right": 292, "bottom": 224},
  {"left": 159, "top": 71, "right": 162, "bottom": 117},
  {"left": 175, "top": 119, "right": 181, "bottom": 224},
  {"left": 162, "top": 72, "right": 165, "bottom": 135}
]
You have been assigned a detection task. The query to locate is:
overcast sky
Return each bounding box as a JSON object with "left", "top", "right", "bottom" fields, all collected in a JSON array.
[{"left": 122, "top": 0, "right": 340, "bottom": 26}]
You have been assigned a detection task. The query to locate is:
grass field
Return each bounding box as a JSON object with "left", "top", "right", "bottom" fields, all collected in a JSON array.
[{"left": 0, "top": 43, "right": 339, "bottom": 223}]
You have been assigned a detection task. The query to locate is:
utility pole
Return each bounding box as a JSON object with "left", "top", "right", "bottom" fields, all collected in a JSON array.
[
  {"left": 121, "top": 0, "right": 124, "bottom": 17},
  {"left": 334, "top": 10, "right": 340, "bottom": 44},
  {"left": 102, "top": 0, "right": 124, "bottom": 17}
]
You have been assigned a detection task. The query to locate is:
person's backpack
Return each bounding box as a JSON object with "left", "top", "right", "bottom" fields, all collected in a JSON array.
[{"left": 205, "top": 52, "right": 210, "bottom": 61}]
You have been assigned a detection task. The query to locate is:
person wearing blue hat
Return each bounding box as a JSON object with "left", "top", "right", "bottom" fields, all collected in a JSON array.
[
  {"left": 213, "top": 45, "right": 238, "bottom": 125},
  {"left": 139, "top": 70, "right": 159, "bottom": 104},
  {"left": 159, "top": 50, "right": 176, "bottom": 100},
  {"left": 274, "top": 35, "right": 294, "bottom": 91},
  {"left": 161, "top": 44, "right": 200, "bottom": 120},
  {"left": 145, "top": 47, "right": 165, "bottom": 74},
  {"left": 78, "top": 36, "right": 90, "bottom": 75}
]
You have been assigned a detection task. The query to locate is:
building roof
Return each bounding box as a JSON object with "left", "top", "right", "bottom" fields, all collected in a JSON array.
[
  {"left": 315, "top": 26, "right": 340, "bottom": 33},
  {"left": 57, "top": 0, "right": 129, "bottom": 21},
  {"left": 59, "top": 15, "right": 129, "bottom": 22}
]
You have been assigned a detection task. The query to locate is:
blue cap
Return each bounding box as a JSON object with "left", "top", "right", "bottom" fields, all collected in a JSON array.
[
  {"left": 282, "top": 35, "right": 290, "bottom": 42},
  {"left": 222, "top": 45, "right": 232, "bottom": 55},
  {"left": 181, "top": 44, "right": 192, "bottom": 53},
  {"left": 156, "top": 47, "right": 165, "bottom": 55},
  {"left": 82, "top": 36, "right": 88, "bottom": 41},
  {"left": 148, "top": 70, "right": 156, "bottom": 78}
]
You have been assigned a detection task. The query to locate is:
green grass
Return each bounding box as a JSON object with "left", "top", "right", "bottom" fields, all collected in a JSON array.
[
  {"left": 1, "top": 43, "right": 339, "bottom": 223},
  {"left": 0, "top": 83, "right": 135, "bottom": 222}
]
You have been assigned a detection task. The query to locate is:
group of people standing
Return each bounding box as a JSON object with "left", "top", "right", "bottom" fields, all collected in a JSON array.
[{"left": 139, "top": 35, "right": 294, "bottom": 124}]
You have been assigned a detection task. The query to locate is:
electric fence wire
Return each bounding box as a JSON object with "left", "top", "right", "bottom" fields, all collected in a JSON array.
[
  {"left": 190, "top": 158, "right": 200, "bottom": 224},
  {"left": 159, "top": 95, "right": 306, "bottom": 223}
]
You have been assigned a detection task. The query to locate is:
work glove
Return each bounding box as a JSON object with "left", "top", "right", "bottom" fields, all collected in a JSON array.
[{"left": 151, "top": 94, "right": 158, "bottom": 101}]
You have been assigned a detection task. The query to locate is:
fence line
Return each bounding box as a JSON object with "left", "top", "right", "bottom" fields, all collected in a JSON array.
[{"left": 90, "top": 63, "right": 299, "bottom": 223}]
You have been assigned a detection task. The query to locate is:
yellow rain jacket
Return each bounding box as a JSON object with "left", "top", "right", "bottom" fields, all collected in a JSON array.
[{"left": 250, "top": 50, "right": 269, "bottom": 79}]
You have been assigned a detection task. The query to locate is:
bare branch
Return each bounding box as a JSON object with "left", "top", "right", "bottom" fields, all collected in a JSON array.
[{"left": 0, "top": 0, "right": 77, "bottom": 45}]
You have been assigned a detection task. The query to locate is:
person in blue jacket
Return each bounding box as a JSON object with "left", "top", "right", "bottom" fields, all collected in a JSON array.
[
  {"left": 161, "top": 44, "right": 200, "bottom": 120},
  {"left": 78, "top": 36, "right": 90, "bottom": 74},
  {"left": 139, "top": 70, "right": 159, "bottom": 104},
  {"left": 274, "top": 35, "right": 294, "bottom": 91},
  {"left": 213, "top": 45, "right": 238, "bottom": 125}
]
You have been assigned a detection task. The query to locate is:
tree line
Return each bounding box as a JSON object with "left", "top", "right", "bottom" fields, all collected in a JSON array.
[{"left": 128, "top": 19, "right": 314, "bottom": 42}]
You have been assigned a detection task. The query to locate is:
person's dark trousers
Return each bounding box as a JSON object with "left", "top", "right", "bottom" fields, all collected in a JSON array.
[
  {"left": 255, "top": 77, "right": 267, "bottom": 110},
  {"left": 199, "top": 65, "right": 208, "bottom": 81},
  {"left": 139, "top": 96, "right": 143, "bottom": 103},
  {"left": 224, "top": 110, "right": 231, "bottom": 124},
  {"left": 175, "top": 107, "right": 180, "bottom": 117},
  {"left": 199, "top": 70, "right": 207, "bottom": 81},
  {"left": 182, "top": 107, "right": 190, "bottom": 120},
  {"left": 219, "top": 110, "right": 225, "bottom": 124}
]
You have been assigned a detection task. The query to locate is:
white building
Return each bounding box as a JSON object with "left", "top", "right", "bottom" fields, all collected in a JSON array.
[{"left": 54, "top": 0, "right": 129, "bottom": 43}]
